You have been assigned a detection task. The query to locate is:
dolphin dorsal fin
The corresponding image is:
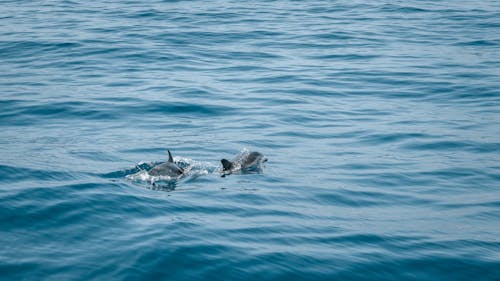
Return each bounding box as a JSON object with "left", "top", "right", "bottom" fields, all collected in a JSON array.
[
  {"left": 221, "top": 159, "right": 232, "bottom": 171},
  {"left": 168, "top": 150, "right": 174, "bottom": 163}
]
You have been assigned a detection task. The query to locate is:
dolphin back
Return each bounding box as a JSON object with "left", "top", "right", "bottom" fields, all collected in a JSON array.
[
  {"left": 221, "top": 151, "right": 267, "bottom": 176},
  {"left": 148, "top": 162, "right": 183, "bottom": 177},
  {"left": 148, "top": 150, "right": 184, "bottom": 177}
]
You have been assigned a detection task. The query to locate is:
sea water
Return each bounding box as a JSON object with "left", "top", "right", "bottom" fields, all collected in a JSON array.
[{"left": 1, "top": 1, "right": 500, "bottom": 280}]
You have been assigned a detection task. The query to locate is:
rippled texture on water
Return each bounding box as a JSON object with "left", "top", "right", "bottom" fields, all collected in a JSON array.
[{"left": 1, "top": 1, "right": 500, "bottom": 280}]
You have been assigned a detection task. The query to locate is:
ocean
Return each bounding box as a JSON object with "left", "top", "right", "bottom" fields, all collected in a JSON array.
[{"left": 1, "top": 1, "right": 499, "bottom": 280}]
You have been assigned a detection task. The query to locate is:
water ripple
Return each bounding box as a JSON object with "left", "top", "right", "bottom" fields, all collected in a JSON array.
[{"left": 1, "top": 0, "right": 500, "bottom": 280}]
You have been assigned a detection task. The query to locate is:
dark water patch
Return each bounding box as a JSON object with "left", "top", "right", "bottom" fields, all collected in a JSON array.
[
  {"left": 332, "top": 256, "right": 500, "bottom": 281},
  {"left": 277, "top": 113, "right": 332, "bottom": 125},
  {"left": 101, "top": 169, "right": 138, "bottom": 179},
  {"left": 211, "top": 64, "right": 271, "bottom": 72},
  {"left": 170, "top": 87, "right": 219, "bottom": 99},
  {"left": 0, "top": 262, "right": 40, "bottom": 281},
  {"left": 454, "top": 39, "right": 500, "bottom": 47},
  {"left": 241, "top": 74, "right": 301, "bottom": 84},
  {"left": 194, "top": 49, "right": 282, "bottom": 61},
  {"left": 77, "top": 45, "right": 144, "bottom": 59},
  {"left": 243, "top": 92, "right": 304, "bottom": 105},
  {"left": 313, "top": 191, "right": 384, "bottom": 207},
  {"left": 288, "top": 87, "right": 345, "bottom": 97},
  {"left": 420, "top": 168, "right": 486, "bottom": 179},
  {"left": 439, "top": 200, "right": 500, "bottom": 209},
  {"left": 69, "top": 150, "right": 121, "bottom": 162},
  {"left": 158, "top": 30, "right": 284, "bottom": 46},
  {"left": 0, "top": 100, "right": 115, "bottom": 125},
  {"left": 0, "top": 164, "right": 77, "bottom": 183},
  {"left": 321, "top": 233, "right": 418, "bottom": 246},
  {"left": 467, "top": 210, "right": 500, "bottom": 221},
  {"left": 0, "top": 40, "right": 82, "bottom": 58},
  {"left": 1, "top": 181, "right": 169, "bottom": 232},
  {"left": 309, "top": 53, "right": 379, "bottom": 61},
  {"left": 312, "top": 32, "right": 358, "bottom": 41},
  {"left": 124, "top": 9, "right": 164, "bottom": 19},
  {"left": 470, "top": 142, "right": 500, "bottom": 153},
  {"left": 380, "top": 4, "right": 431, "bottom": 13},
  {"left": 0, "top": 99, "right": 235, "bottom": 125},
  {"left": 266, "top": 130, "right": 329, "bottom": 140},
  {"left": 346, "top": 171, "right": 439, "bottom": 188},
  {"left": 315, "top": 188, "right": 434, "bottom": 207},
  {"left": 329, "top": 130, "right": 369, "bottom": 140},
  {"left": 403, "top": 140, "right": 500, "bottom": 153},
  {"left": 143, "top": 102, "right": 235, "bottom": 116},
  {"left": 334, "top": 163, "right": 397, "bottom": 171},
  {"left": 0, "top": 99, "right": 23, "bottom": 108},
  {"left": 402, "top": 140, "right": 472, "bottom": 151},
  {"left": 117, "top": 147, "right": 170, "bottom": 154},
  {"left": 359, "top": 132, "right": 436, "bottom": 145}
]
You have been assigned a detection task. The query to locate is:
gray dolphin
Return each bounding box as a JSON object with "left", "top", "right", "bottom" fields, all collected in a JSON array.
[
  {"left": 148, "top": 150, "right": 184, "bottom": 177},
  {"left": 221, "top": 151, "right": 267, "bottom": 176}
]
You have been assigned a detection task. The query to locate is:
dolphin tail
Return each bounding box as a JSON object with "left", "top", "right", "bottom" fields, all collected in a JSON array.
[
  {"left": 168, "top": 150, "right": 174, "bottom": 163},
  {"left": 221, "top": 159, "right": 232, "bottom": 171}
]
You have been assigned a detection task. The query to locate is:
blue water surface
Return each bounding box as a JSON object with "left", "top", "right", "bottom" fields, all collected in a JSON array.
[{"left": 1, "top": 1, "right": 500, "bottom": 280}]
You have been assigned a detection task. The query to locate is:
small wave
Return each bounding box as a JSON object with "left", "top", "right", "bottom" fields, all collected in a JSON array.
[
  {"left": 0, "top": 164, "right": 77, "bottom": 183},
  {"left": 402, "top": 140, "right": 500, "bottom": 153},
  {"left": 454, "top": 39, "right": 499, "bottom": 47}
]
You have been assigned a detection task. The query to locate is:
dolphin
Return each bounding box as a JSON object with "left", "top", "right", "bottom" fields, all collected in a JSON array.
[
  {"left": 221, "top": 151, "right": 267, "bottom": 176},
  {"left": 148, "top": 150, "right": 184, "bottom": 177}
]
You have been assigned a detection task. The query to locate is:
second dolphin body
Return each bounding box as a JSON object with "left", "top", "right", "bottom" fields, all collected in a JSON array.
[{"left": 221, "top": 151, "right": 267, "bottom": 176}]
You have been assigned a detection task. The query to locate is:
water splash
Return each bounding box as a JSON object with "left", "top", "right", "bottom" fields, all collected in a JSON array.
[{"left": 125, "top": 156, "right": 220, "bottom": 190}]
